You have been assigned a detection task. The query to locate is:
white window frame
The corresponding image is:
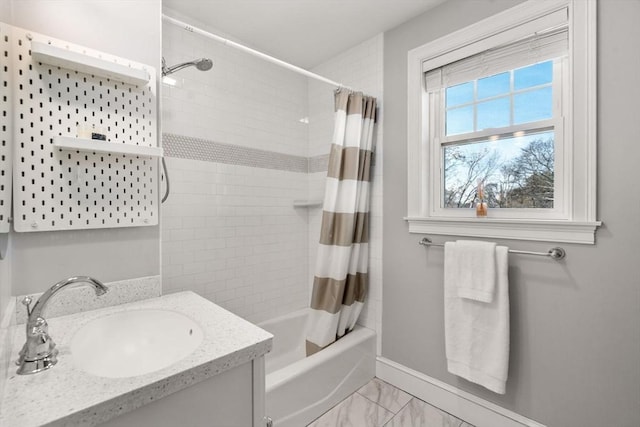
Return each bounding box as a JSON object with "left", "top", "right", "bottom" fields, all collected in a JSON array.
[
  {"left": 430, "top": 56, "right": 566, "bottom": 219},
  {"left": 406, "top": 0, "right": 600, "bottom": 244}
]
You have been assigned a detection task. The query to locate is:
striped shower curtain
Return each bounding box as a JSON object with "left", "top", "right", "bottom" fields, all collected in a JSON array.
[{"left": 306, "top": 90, "right": 377, "bottom": 356}]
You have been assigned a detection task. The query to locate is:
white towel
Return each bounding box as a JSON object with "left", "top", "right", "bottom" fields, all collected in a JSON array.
[
  {"left": 455, "top": 240, "right": 497, "bottom": 303},
  {"left": 444, "top": 242, "right": 510, "bottom": 394}
]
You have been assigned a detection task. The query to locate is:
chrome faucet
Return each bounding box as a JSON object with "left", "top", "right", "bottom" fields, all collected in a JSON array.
[{"left": 16, "top": 276, "right": 108, "bottom": 375}]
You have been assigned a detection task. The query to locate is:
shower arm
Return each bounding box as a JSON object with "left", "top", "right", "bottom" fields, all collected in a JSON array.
[{"left": 163, "top": 62, "right": 194, "bottom": 76}]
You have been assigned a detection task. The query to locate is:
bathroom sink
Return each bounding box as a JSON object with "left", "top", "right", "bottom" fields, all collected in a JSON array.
[{"left": 70, "top": 309, "right": 204, "bottom": 378}]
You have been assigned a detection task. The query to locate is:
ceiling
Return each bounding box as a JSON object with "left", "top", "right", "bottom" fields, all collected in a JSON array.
[{"left": 162, "top": 0, "right": 447, "bottom": 69}]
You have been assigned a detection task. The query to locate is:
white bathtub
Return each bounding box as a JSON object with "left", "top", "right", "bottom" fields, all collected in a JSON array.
[{"left": 260, "top": 309, "right": 376, "bottom": 427}]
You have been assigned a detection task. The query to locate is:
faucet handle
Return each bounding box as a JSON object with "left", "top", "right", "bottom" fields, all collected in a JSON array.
[
  {"left": 32, "top": 317, "right": 49, "bottom": 335},
  {"left": 21, "top": 296, "right": 33, "bottom": 317}
]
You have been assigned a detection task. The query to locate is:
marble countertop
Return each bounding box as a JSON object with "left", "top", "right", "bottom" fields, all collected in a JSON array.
[{"left": 0, "top": 291, "right": 273, "bottom": 427}]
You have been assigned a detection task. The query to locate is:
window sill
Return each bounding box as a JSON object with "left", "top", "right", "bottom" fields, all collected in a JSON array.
[{"left": 405, "top": 217, "right": 601, "bottom": 244}]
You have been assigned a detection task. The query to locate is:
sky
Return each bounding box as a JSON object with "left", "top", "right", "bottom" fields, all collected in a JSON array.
[{"left": 445, "top": 60, "right": 553, "bottom": 136}]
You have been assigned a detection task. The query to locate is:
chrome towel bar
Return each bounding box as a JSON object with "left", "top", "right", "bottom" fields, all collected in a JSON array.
[{"left": 418, "top": 237, "right": 566, "bottom": 261}]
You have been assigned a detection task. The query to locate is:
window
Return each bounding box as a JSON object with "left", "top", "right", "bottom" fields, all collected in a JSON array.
[
  {"left": 428, "top": 31, "right": 566, "bottom": 216},
  {"left": 406, "top": 0, "right": 600, "bottom": 244}
]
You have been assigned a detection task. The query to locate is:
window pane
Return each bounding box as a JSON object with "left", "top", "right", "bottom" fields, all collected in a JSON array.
[
  {"left": 446, "top": 82, "right": 473, "bottom": 107},
  {"left": 477, "top": 97, "right": 510, "bottom": 130},
  {"left": 443, "top": 130, "right": 554, "bottom": 209},
  {"left": 514, "top": 61, "right": 553, "bottom": 90},
  {"left": 514, "top": 87, "right": 552, "bottom": 124},
  {"left": 446, "top": 105, "right": 474, "bottom": 135},
  {"left": 477, "top": 72, "right": 510, "bottom": 100}
]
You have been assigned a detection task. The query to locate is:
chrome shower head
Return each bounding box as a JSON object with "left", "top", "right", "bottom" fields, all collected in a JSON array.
[
  {"left": 162, "top": 57, "right": 213, "bottom": 76},
  {"left": 194, "top": 58, "right": 213, "bottom": 71}
]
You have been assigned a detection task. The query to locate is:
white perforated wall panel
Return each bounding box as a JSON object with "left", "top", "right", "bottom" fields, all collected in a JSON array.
[
  {"left": 0, "top": 23, "right": 12, "bottom": 233},
  {"left": 11, "top": 27, "right": 158, "bottom": 232}
]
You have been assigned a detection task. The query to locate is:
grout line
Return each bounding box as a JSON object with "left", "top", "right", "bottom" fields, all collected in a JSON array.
[
  {"left": 356, "top": 377, "right": 412, "bottom": 415},
  {"left": 381, "top": 397, "right": 415, "bottom": 427},
  {"left": 304, "top": 373, "right": 473, "bottom": 427},
  {"left": 355, "top": 390, "right": 391, "bottom": 413}
]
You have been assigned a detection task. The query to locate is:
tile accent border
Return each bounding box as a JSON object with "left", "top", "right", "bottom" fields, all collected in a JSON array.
[
  {"left": 163, "top": 133, "right": 331, "bottom": 173},
  {"left": 163, "top": 133, "right": 310, "bottom": 173},
  {"left": 309, "top": 154, "right": 330, "bottom": 173},
  {"left": 15, "top": 275, "right": 162, "bottom": 324},
  {"left": 376, "top": 357, "right": 548, "bottom": 427}
]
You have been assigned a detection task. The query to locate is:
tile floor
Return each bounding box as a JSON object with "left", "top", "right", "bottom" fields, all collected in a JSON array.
[{"left": 307, "top": 378, "right": 474, "bottom": 427}]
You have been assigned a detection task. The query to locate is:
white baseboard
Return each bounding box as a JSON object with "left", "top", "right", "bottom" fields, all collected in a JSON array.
[{"left": 376, "top": 357, "right": 546, "bottom": 427}]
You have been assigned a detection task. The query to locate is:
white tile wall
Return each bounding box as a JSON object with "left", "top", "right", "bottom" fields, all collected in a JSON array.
[
  {"left": 162, "top": 23, "right": 309, "bottom": 157},
  {"left": 161, "top": 158, "right": 309, "bottom": 324},
  {"left": 162, "top": 21, "right": 384, "bottom": 338},
  {"left": 162, "top": 21, "right": 312, "bottom": 323}
]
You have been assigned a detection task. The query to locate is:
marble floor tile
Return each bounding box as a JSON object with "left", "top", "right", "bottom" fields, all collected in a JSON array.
[
  {"left": 384, "top": 397, "right": 474, "bottom": 427},
  {"left": 357, "top": 378, "right": 413, "bottom": 414},
  {"left": 307, "top": 392, "right": 395, "bottom": 427}
]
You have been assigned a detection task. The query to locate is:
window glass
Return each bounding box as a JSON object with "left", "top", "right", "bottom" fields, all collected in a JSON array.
[
  {"left": 444, "top": 61, "right": 554, "bottom": 137},
  {"left": 446, "top": 106, "right": 474, "bottom": 135},
  {"left": 514, "top": 61, "right": 553, "bottom": 90},
  {"left": 477, "top": 72, "right": 510, "bottom": 99},
  {"left": 477, "top": 97, "right": 510, "bottom": 130},
  {"left": 514, "top": 87, "right": 553, "bottom": 124},
  {"left": 446, "top": 82, "right": 474, "bottom": 107},
  {"left": 443, "top": 130, "right": 555, "bottom": 209}
]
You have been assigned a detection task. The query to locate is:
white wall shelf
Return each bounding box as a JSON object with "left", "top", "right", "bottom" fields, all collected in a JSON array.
[
  {"left": 293, "top": 200, "right": 323, "bottom": 208},
  {"left": 54, "top": 136, "right": 163, "bottom": 158},
  {"left": 13, "top": 26, "right": 158, "bottom": 232},
  {"left": 31, "top": 40, "right": 150, "bottom": 86}
]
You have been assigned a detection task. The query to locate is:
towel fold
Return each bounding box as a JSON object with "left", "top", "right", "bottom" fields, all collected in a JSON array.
[
  {"left": 455, "top": 240, "right": 497, "bottom": 302},
  {"left": 444, "top": 242, "right": 510, "bottom": 394}
]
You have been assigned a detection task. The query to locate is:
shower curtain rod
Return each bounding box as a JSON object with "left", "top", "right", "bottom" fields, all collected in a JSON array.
[{"left": 162, "top": 15, "right": 353, "bottom": 91}]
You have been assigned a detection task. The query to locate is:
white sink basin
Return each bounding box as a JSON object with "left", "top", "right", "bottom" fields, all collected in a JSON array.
[{"left": 70, "top": 309, "right": 204, "bottom": 378}]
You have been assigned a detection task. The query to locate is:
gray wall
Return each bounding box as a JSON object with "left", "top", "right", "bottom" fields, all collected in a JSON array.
[
  {"left": 0, "top": 235, "right": 10, "bottom": 321},
  {"left": 382, "top": 1, "right": 640, "bottom": 426},
  {"left": 0, "top": 0, "right": 9, "bottom": 23},
  {"left": 10, "top": 0, "right": 160, "bottom": 67},
  {"left": 0, "top": 0, "right": 11, "bottom": 327},
  {"left": 0, "top": 4, "right": 12, "bottom": 408},
  {"left": 6, "top": 0, "right": 161, "bottom": 295}
]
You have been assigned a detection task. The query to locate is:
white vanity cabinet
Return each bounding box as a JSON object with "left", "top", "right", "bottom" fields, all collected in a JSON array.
[
  {"left": 0, "top": 291, "right": 272, "bottom": 427},
  {"left": 103, "top": 358, "right": 266, "bottom": 427}
]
